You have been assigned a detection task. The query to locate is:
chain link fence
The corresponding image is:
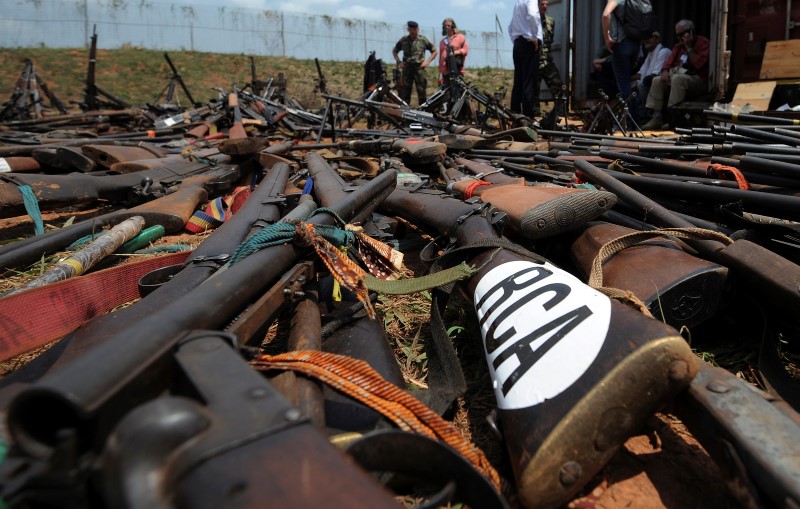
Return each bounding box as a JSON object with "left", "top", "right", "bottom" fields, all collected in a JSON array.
[{"left": 0, "top": 1, "right": 512, "bottom": 69}]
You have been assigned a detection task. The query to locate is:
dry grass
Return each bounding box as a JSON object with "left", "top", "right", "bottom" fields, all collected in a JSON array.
[{"left": 0, "top": 47, "right": 514, "bottom": 112}]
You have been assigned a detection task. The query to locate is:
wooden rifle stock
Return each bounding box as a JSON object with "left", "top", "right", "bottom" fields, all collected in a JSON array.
[
  {"left": 380, "top": 187, "right": 696, "bottom": 509},
  {"left": 227, "top": 91, "right": 247, "bottom": 140},
  {"left": 0, "top": 156, "right": 41, "bottom": 173},
  {"left": 442, "top": 161, "right": 616, "bottom": 240},
  {"left": 80, "top": 143, "right": 171, "bottom": 170},
  {"left": 569, "top": 221, "right": 728, "bottom": 329}
]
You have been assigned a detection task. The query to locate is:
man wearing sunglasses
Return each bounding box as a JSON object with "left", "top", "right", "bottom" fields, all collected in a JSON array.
[{"left": 641, "top": 19, "right": 710, "bottom": 130}]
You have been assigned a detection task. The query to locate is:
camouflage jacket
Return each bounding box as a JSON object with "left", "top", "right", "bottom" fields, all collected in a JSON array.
[
  {"left": 540, "top": 15, "right": 556, "bottom": 67},
  {"left": 394, "top": 35, "right": 435, "bottom": 65}
]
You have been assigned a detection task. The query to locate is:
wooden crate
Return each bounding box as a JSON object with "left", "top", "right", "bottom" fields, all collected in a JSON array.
[
  {"left": 760, "top": 40, "right": 800, "bottom": 80},
  {"left": 730, "top": 81, "right": 778, "bottom": 111}
]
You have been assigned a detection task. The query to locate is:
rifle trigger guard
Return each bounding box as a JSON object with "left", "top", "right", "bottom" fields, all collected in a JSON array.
[{"left": 189, "top": 254, "right": 231, "bottom": 268}]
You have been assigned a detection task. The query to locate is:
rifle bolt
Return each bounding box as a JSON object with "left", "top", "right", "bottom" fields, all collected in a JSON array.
[
  {"left": 558, "top": 461, "right": 582, "bottom": 487},
  {"left": 706, "top": 381, "right": 730, "bottom": 394},
  {"left": 285, "top": 408, "right": 302, "bottom": 422},
  {"left": 282, "top": 288, "right": 305, "bottom": 298},
  {"left": 140, "top": 176, "right": 153, "bottom": 195},
  {"left": 668, "top": 360, "right": 690, "bottom": 382}
]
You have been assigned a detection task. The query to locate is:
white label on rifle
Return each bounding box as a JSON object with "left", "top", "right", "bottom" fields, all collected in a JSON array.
[
  {"left": 474, "top": 260, "right": 610, "bottom": 410},
  {"left": 0, "top": 158, "right": 10, "bottom": 172}
]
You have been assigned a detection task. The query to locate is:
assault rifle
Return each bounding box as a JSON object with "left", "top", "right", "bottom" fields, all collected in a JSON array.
[
  {"left": 314, "top": 57, "right": 328, "bottom": 95},
  {"left": 365, "top": 99, "right": 455, "bottom": 131},
  {"left": 83, "top": 25, "right": 98, "bottom": 112},
  {"left": 159, "top": 52, "right": 197, "bottom": 108}
]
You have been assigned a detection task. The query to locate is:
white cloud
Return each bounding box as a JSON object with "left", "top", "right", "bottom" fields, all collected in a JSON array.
[
  {"left": 450, "top": 0, "right": 477, "bottom": 7},
  {"left": 335, "top": 6, "right": 384, "bottom": 20}
]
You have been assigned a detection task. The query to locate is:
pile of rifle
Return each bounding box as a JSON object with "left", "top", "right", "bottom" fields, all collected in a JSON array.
[{"left": 1, "top": 76, "right": 800, "bottom": 509}]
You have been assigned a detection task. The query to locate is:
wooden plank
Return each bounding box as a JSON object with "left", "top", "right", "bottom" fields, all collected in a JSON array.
[
  {"left": 760, "top": 40, "right": 800, "bottom": 80},
  {"left": 730, "top": 81, "right": 777, "bottom": 112}
]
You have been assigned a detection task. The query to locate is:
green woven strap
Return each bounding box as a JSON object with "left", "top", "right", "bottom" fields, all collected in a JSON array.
[
  {"left": 229, "top": 207, "right": 354, "bottom": 266},
  {"left": 364, "top": 261, "right": 477, "bottom": 295},
  {"left": 18, "top": 185, "right": 44, "bottom": 236}
]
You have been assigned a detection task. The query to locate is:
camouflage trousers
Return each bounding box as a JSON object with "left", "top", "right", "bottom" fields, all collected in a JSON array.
[
  {"left": 399, "top": 64, "right": 428, "bottom": 106},
  {"left": 532, "top": 60, "right": 563, "bottom": 116}
]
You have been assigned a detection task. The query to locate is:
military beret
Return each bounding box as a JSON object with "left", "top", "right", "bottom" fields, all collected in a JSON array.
[{"left": 407, "top": 21, "right": 419, "bottom": 28}]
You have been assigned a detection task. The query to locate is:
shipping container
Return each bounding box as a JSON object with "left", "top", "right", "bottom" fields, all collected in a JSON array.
[{"left": 566, "top": 0, "right": 799, "bottom": 106}]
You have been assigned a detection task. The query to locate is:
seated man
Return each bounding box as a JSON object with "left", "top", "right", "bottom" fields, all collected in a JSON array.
[
  {"left": 632, "top": 31, "right": 672, "bottom": 118},
  {"left": 641, "top": 19, "right": 710, "bottom": 130},
  {"left": 589, "top": 46, "right": 619, "bottom": 98}
]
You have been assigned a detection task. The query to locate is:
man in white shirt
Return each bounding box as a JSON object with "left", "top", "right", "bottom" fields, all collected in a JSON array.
[
  {"left": 508, "top": 0, "right": 543, "bottom": 117},
  {"left": 632, "top": 31, "right": 672, "bottom": 117}
]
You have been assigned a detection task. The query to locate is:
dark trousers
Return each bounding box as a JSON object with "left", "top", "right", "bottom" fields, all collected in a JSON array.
[
  {"left": 399, "top": 64, "right": 428, "bottom": 105},
  {"left": 510, "top": 37, "right": 540, "bottom": 117},
  {"left": 611, "top": 37, "right": 643, "bottom": 120},
  {"left": 532, "top": 59, "right": 563, "bottom": 115}
]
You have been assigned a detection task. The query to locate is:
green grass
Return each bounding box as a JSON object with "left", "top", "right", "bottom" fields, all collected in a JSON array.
[{"left": 0, "top": 47, "right": 514, "bottom": 111}]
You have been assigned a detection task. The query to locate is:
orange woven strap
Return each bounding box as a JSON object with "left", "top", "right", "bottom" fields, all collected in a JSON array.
[
  {"left": 463, "top": 180, "right": 491, "bottom": 199},
  {"left": 707, "top": 163, "right": 751, "bottom": 190},
  {"left": 251, "top": 350, "right": 500, "bottom": 489},
  {"left": 294, "top": 222, "right": 376, "bottom": 319}
]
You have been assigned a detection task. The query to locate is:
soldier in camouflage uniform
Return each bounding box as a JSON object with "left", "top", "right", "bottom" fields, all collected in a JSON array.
[
  {"left": 393, "top": 21, "right": 438, "bottom": 105},
  {"left": 532, "top": 0, "right": 564, "bottom": 116}
]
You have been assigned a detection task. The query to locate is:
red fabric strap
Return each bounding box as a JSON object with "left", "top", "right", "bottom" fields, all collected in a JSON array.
[
  {"left": 0, "top": 251, "right": 191, "bottom": 362},
  {"left": 707, "top": 163, "right": 751, "bottom": 190},
  {"left": 463, "top": 180, "right": 491, "bottom": 199}
]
